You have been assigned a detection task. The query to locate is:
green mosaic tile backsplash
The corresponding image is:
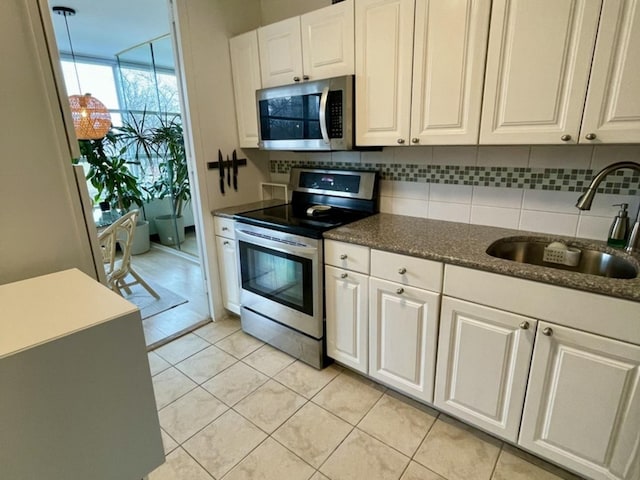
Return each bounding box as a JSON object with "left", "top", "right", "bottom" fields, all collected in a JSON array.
[{"left": 270, "top": 160, "right": 639, "bottom": 195}]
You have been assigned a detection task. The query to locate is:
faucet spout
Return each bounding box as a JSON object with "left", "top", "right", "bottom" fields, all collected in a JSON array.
[{"left": 576, "top": 161, "right": 640, "bottom": 254}]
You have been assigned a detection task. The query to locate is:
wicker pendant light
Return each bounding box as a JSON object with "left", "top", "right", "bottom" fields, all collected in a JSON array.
[{"left": 53, "top": 6, "right": 112, "bottom": 140}]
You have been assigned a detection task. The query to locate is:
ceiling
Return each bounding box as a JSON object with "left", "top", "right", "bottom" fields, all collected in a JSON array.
[{"left": 48, "top": 0, "right": 171, "bottom": 63}]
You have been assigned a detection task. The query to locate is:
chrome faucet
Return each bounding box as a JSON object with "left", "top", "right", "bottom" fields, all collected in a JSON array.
[{"left": 576, "top": 161, "right": 640, "bottom": 254}]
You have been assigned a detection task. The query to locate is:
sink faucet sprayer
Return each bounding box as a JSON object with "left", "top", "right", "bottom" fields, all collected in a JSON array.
[{"left": 576, "top": 161, "right": 640, "bottom": 254}]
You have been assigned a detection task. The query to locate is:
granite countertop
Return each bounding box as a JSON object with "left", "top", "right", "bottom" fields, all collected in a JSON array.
[
  {"left": 323, "top": 213, "right": 640, "bottom": 303},
  {"left": 212, "top": 199, "right": 286, "bottom": 218}
]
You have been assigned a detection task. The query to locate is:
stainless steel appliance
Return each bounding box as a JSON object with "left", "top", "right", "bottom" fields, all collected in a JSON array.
[
  {"left": 235, "top": 168, "right": 378, "bottom": 368},
  {"left": 256, "top": 75, "right": 354, "bottom": 151}
]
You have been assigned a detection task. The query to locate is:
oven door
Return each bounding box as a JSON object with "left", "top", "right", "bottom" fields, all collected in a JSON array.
[{"left": 235, "top": 224, "right": 323, "bottom": 339}]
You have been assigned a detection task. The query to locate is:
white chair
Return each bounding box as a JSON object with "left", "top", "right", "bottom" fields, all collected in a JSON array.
[{"left": 98, "top": 209, "right": 160, "bottom": 299}]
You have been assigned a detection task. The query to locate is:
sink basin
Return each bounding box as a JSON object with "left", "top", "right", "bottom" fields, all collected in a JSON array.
[{"left": 486, "top": 237, "right": 638, "bottom": 279}]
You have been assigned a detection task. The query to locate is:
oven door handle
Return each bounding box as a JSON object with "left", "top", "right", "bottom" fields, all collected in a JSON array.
[
  {"left": 236, "top": 229, "right": 318, "bottom": 258},
  {"left": 318, "top": 86, "right": 330, "bottom": 145}
]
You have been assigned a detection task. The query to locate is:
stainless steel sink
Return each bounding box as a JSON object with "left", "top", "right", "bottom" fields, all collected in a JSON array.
[{"left": 486, "top": 237, "right": 638, "bottom": 279}]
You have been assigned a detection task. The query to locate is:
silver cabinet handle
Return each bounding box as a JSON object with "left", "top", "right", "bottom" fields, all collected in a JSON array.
[
  {"left": 223, "top": 240, "right": 230, "bottom": 245},
  {"left": 561, "top": 134, "right": 572, "bottom": 142},
  {"left": 519, "top": 321, "right": 529, "bottom": 330},
  {"left": 396, "top": 287, "right": 404, "bottom": 294},
  {"left": 303, "top": 75, "right": 310, "bottom": 80},
  {"left": 293, "top": 76, "right": 301, "bottom": 82},
  {"left": 397, "top": 138, "right": 405, "bottom": 144},
  {"left": 398, "top": 267, "right": 407, "bottom": 274},
  {"left": 411, "top": 138, "right": 419, "bottom": 144},
  {"left": 340, "top": 273, "right": 348, "bottom": 279},
  {"left": 542, "top": 327, "right": 553, "bottom": 336},
  {"left": 340, "top": 254, "right": 348, "bottom": 260},
  {"left": 222, "top": 227, "right": 229, "bottom": 231},
  {"left": 585, "top": 133, "right": 596, "bottom": 140}
]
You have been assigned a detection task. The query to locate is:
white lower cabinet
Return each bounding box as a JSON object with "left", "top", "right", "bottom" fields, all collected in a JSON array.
[
  {"left": 519, "top": 322, "right": 640, "bottom": 480},
  {"left": 214, "top": 217, "right": 240, "bottom": 315},
  {"left": 434, "top": 297, "right": 536, "bottom": 442},
  {"left": 325, "top": 265, "right": 369, "bottom": 374},
  {"left": 369, "top": 277, "right": 440, "bottom": 403}
]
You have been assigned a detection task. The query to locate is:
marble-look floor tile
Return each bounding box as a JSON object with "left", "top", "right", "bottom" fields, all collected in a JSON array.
[
  {"left": 183, "top": 409, "right": 267, "bottom": 479},
  {"left": 275, "top": 360, "right": 342, "bottom": 399},
  {"left": 243, "top": 344, "right": 296, "bottom": 376},
  {"left": 193, "top": 317, "right": 241, "bottom": 343},
  {"left": 309, "top": 472, "right": 331, "bottom": 480},
  {"left": 273, "top": 402, "right": 353, "bottom": 468},
  {"left": 216, "top": 330, "right": 264, "bottom": 358},
  {"left": 148, "top": 447, "right": 212, "bottom": 480},
  {"left": 202, "top": 361, "right": 268, "bottom": 406},
  {"left": 320, "top": 429, "right": 409, "bottom": 480},
  {"left": 358, "top": 393, "right": 437, "bottom": 456},
  {"left": 153, "top": 333, "right": 210, "bottom": 365},
  {"left": 175, "top": 345, "right": 237, "bottom": 384},
  {"left": 312, "top": 372, "right": 384, "bottom": 425},
  {"left": 223, "top": 438, "right": 315, "bottom": 480},
  {"left": 152, "top": 367, "right": 197, "bottom": 410},
  {"left": 414, "top": 415, "right": 502, "bottom": 480},
  {"left": 493, "top": 447, "right": 581, "bottom": 480},
  {"left": 160, "top": 429, "right": 179, "bottom": 455},
  {"left": 158, "top": 386, "right": 228, "bottom": 443},
  {"left": 400, "top": 461, "right": 445, "bottom": 480},
  {"left": 148, "top": 351, "right": 171, "bottom": 376},
  {"left": 234, "top": 379, "right": 306, "bottom": 433}
]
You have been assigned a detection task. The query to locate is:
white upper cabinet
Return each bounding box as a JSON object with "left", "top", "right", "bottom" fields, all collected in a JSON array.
[
  {"left": 520, "top": 322, "right": 640, "bottom": 480},
  {"left": 301, "top": 0, "right": 355, "bottom": 81},
  {"left": 229, "top": 30, "right": 262, "bottom": 148},
  {"left": 356, "top": 0, "right": 491, "bottom": 146},
  {"left": 480, "top": 0, "right": 602, "bottom": 144},
  {"left": 410, "top": 0, "right": 491, "bottom": 145},
  {"left": 355, "top": 0, "right": 415, "bottom": 146},
  {"left": 258, "top": 17, "right": 304, "bottom": 88},
  {"left": 259, "top": 0, "right": 354, "bottom": 88},
  {"left": 580, "top": 0, "right": 640, "bottom": 144}
]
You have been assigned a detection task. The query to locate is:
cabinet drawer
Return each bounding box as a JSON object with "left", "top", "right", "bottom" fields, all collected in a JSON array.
[
  {"left": 214, "top": 216, "right": 236, "bottom": 239},
  {"left": 325, "top": 240, "right": 370, "bottom": 274},
  {"left": 371, "top": 249, "right": 442, "bottom": 292}
]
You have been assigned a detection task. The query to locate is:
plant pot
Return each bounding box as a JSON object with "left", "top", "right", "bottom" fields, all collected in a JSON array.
[
  {"left": 154, "top": 214, "right": 185, "bottom": 246},
  {"left": 131, "top": 220, "right": 150, "bottom": 255}
]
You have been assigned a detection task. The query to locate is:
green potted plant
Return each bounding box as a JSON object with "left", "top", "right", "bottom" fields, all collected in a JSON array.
[{"left": 78, "top": 132, "right": 151, "bottom": 254}]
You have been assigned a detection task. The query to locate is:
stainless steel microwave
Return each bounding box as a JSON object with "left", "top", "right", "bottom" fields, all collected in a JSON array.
[{"left": 256, "top": 75, "right": 354, "bottom": 151}]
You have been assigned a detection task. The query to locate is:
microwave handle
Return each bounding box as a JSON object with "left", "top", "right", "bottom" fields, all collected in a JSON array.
[{"left": 319, "top": 86, "right": 330, "bottom": 145}]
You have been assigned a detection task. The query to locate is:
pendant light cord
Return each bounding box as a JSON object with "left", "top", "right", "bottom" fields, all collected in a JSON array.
[{"left": 60, "top": 10, "right": 82, "bottom": 95}]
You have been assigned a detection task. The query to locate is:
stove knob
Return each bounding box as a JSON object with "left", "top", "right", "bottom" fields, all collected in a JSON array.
[{"left": 340, "top": 254, "right": 348, "bottom": 260}]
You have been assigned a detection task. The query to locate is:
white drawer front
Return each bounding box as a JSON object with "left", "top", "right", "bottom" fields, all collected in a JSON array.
[
  {"left": 214, "top": 216, "right": 236, "bottom": 239},
  {"left": 371, "top": 249, "right": 443, "bottom": 292},
  {"left": 325, "top": 240, "right": 370, "bottom": 274}
]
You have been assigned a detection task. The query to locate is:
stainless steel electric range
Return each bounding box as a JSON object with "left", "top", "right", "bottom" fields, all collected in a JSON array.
[{"left": 234, "top": 167, "right": 378, "bottom": 368}]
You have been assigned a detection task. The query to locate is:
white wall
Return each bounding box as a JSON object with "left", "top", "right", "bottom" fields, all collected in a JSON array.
[
  {"left": 260, "top": 0, "right": 330, "bottom": 24},
  {"left": 270, "top": 144, "right": 640, "bottom": 243}
]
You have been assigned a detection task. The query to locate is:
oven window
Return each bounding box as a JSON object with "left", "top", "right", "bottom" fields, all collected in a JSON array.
[
  {"left": 259, "top": 94, "right": 322, "bottom": 140},
  {"left": 239, "top": 241, "right": 314, "bottom": 316}
]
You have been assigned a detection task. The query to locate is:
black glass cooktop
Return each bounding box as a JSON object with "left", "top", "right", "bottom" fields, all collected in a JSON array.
[{"left": 235, "top": 204, "right": 371, "bottom": 239}]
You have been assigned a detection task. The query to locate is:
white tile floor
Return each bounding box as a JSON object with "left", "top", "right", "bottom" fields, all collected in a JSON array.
[{"left": 148, "top": 318, "right": 582, "bottom": 480}]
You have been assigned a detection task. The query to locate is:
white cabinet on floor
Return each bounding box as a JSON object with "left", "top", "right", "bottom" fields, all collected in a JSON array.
[
  {"left": 580, "top": 0, "right": 640, "bottom": 144},
  {"left": 229, "top": 30, "right": 262, "bottom": 148},
  {"left": 325, "top": 265, "right": 369, "bottom": 374},
  {"left": 355, "top": 0, "right": 491, "bottom": 146},
  {"left": 258, "top": 0, "right": 354, "bottom": 87},
  {"left": 434, "top": 297, "right": 536, "bottom": 442},
  {"left": 368, "top": 250, "right": 442, "bottom": 402},
  {"left": 519, "top": 322, "right": 640, "bottom": 480},
  {"left": 480, "top": 0, "right": 602, "bottom": 144},
  {"left": 214, "top": 216, "right": 240, "bottom": 314}
]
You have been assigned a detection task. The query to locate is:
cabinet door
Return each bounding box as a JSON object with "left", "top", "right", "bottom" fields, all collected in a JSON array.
[
  {"left": 520, "top": 322, "right": 640, "bottom": 480},
  {"left": 355, "top": 0, "right": 415, "bottom": 146},
  {"left": 301, "top": 0, "right": 355, "bottom": 81},
  {"left": 258, "top": 17, "right": 303, "bottom": 87},
  {"left": 480, "top": 0, "right": 602, "bottom": 144},
  {"left": 229, "top": 30, "right": 262, "bottom": 148},
  {"left": 410, "top": 0, "right": 491, "bottom": 145},
  {"left": 434, "top": 297, "right": 536, "bottom": 442},
  {"left": 369, "top": 277, "right": 439, "bottom": 402},
  {"left": 215, "top": 235, "right": 240, "bottom": 315},
  {"left": 325, "top": 266, "right": 369, "bottom": 374},
  {"left": 580, "top": 0, "right": 640, "bottom": 144}
]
